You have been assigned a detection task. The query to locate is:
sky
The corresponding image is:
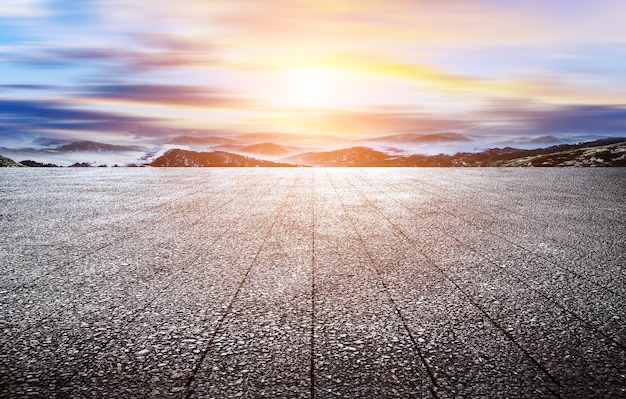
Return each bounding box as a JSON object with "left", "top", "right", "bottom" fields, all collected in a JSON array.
[{"left": 1, "top": 0, "right": 626, "bottom": 161}]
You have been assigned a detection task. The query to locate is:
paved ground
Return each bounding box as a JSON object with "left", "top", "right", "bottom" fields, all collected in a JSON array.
[{"left": 0, "top": 168, "right": 624, "bottom": 398}]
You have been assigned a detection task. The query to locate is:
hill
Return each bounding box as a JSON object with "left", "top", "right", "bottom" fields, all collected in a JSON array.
[
  {"left": 405, "top": 137, "right": 626, "bottom": 167},
  {"left": 150, "top": 149, "right": 296, "bottom": 167},
  {"left": 283, "top": 138, "right": 626, "bottom": 167}
]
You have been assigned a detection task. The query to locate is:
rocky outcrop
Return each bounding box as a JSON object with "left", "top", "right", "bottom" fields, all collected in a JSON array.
[
  {"left": 19, "top": 160, "right": 60, "bottom": 167},
  {"left": 0, "top": 155, "right": 23, "bottom": 167}
]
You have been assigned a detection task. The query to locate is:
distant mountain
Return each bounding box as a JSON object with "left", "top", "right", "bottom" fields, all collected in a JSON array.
[
  {"left": 0, "top": 154, "right": 23, "bottom": 167},
  {"left": 284, "top": 138, "right": 626, "bottom": 167},
  {"left": 32, "top": 137, "right": 72, "bottom": 147},
  {"left": 368, "top": 132, "right": 471, "bottom": 143},
  {"left": 150, "top": 149, "right": 296, "bottom": 167},
  {"left": 53, "top": 141, "right": 145, "bottom": 153},
  {"left": 503, "top": 135, "right": 564, "bottom": 145},
  {"left": 1, "top": 140, "right": 146, "bottom": 155},
  {"left": 283, "top": 147, "right": 397, "bottom": 166},
  {"left": 237, "top": 132, "right": 346, "bottom": 145},
  {"left": 167, "top": 135, "right": 237, "bottom": 146},
  {"left": 218, "top": 142, "right": 298, "bottom": 156}
]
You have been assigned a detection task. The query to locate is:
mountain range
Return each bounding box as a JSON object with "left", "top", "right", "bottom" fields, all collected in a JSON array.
[
  {"left": 284, "top": 138, "right": 626, "bottom": 167},
  {"left": 2, "top": 137, "right": 625, "bottom": 167}
]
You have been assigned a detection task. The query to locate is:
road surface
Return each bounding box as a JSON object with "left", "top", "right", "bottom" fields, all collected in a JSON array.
[{"left": 1, "top": 168, "right": 625, "bottom": 398}]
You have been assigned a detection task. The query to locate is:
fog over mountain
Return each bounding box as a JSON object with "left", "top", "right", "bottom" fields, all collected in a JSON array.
[
  {"left": 3, "top": 129, "right": 624, "bottom": 166},
  {"left": 3, "top": 137, "right": 625, "bottom": 168}
]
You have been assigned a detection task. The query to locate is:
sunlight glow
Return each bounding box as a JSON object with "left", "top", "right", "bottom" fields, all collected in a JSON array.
[{"left": 284, "top": 66, "right": 337, "bottom": 108}]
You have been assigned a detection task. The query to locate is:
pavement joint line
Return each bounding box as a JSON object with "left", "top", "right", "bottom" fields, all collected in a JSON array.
[
  {"left": 399, "top": 172, "right": 626, "bottom": 279},
  {"left": 310, "top": 169, "right": 316, "bottom": 399},
  {"left": 0, "top": 179, "right": 255, "bottom": 353},
  {"left": 325, "top": 169, "right": 440, "bottom": 398},
  {"left": 360, "top": 171, "right": 626, "bottom": 350},
  {"left": 185, "top": 171, "right": 302, "bottom": 398},
  {"left": 54, "top": 173, "right": 275, "bottom": 396},
  {"left": 341, "top": 170, "right": 564, "bottom": 393}
]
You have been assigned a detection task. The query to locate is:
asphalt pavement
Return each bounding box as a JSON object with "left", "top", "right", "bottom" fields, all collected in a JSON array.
[{"left": 1, "top": 168, "right": 624, "bottom": 398}]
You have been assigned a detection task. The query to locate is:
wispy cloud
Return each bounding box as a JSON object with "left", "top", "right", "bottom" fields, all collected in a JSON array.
[
  {"left": 480, "top": 103, "right": 626, "bottom": 136},
  {"left": 0, "top": 98, "right": 161, "bottom": 142},
  {"left": 1, "top": 41, "right": 216, "bottom": 72},
  {"left": 264, "top": 102, "right": 626, "bottom": 139},
  {"left": 316, "top": 53, "right": 626, "bottom": 105},
  {"left": 272, "top": 109, "right": 475, "bottom": 137},
  {"left": 80, "top": 84, "right": 251, "bottom": 108},
  {"left": 0, "top": 0, "right": 49, "bottom": 17}
]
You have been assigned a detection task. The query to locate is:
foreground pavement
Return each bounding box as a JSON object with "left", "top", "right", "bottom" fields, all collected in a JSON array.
[{"left": 0, "top": 168, "right": 624, "bottom": 398}]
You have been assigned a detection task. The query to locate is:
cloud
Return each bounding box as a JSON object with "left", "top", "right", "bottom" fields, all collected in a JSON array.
[
  {"left": 3, "top": 44, "right": 215, "bottom": 72},
  {"left": 2, "top": 0, "right": 625, "bottom": 151},
  {"left": 81, "top": 84, "right": 251, "bottom": 107},
  {"left": 0, "top": 98, "right": 154, "bottom": 124},
  {"left": 320, "top": 53, "right": 626, "bottom": 105},
  {"left": 325, "top": 53, "right": 493, "bottom": 90},
  {"left": 270, "top": 102, "right": 626, "bottom": 139},
  {"left": 204, "top": 0, "right": 626, "bottom": 53},
  {"left": 5, "top": 1, "right": 625, "bottom": 104},
  {"left": 274, "top": 108, "right": 476, "bottom": 136},
  {"left": 486, "top": 104, "right": 626, "bottom": 135},
  {"left": 0, "top": 98, "right": 161, "bottom": 142},
  {"left": 0, "top": 0, "right": 48, "bottom": 17},
  {"left": 0, "top": 84, "right": 54, "bottom": 90}
]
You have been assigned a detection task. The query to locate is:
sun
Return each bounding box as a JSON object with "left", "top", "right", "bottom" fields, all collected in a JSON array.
[
  {"left": 258, "top": 65, "right": 353, "bottom": 110},
  {"left": 285, "top": 66, "right": 335, "bottom": 108}
]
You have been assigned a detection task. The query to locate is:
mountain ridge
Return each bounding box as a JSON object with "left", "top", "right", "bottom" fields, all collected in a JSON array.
[
  {"left": 2, "top": 138, "right": 625, "bottom": 167},
  {"left": 149, "top": 149, "right": 295, "bottom": 167},
  {"left": 366, "top": 132, "right": 471, "bottom": 143},
  {"left": 283, "top": 138, "right": 626, "bottom": 167}
]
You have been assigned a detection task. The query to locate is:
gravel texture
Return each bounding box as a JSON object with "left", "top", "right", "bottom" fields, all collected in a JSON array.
[{"left": 1, "top": 168, "right": 624, "bottom": 398}]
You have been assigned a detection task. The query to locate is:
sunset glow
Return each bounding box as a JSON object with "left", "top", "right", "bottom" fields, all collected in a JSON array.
[
  {"left": 284, "top": 67, "right": 337, "bottom": 108},
  {"left": 1, "top": 0, "right": 625, "bottom": 164}
]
